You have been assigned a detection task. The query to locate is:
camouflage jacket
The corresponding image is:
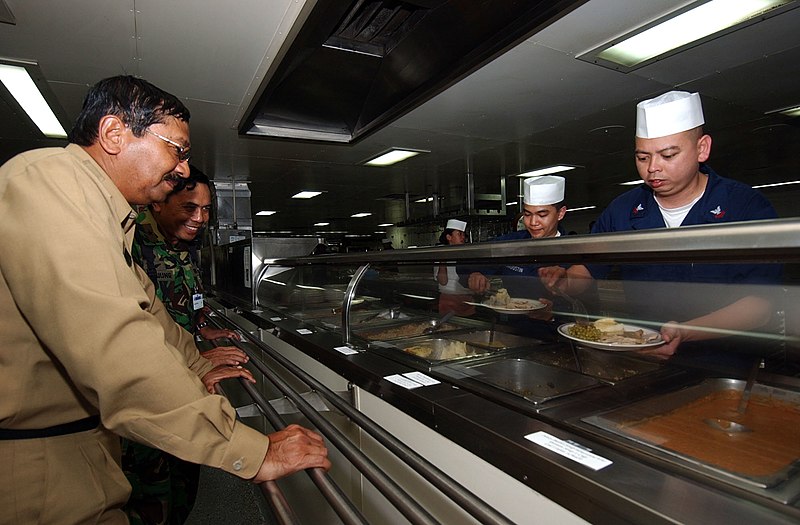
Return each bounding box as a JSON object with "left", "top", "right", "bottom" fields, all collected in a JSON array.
[{"left": 133, "top": 209, "right": 203, "bottom": 332}]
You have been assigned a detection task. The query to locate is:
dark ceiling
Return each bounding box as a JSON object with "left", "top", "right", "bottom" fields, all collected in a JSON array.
[{"left": 1, "top": 0, "right": 799, "bottom": 242}]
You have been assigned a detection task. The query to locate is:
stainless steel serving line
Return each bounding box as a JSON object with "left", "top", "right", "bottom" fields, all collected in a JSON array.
[
  {"left": 201, "top": 217, "right": 800, "bottom": 524},
  {"left": 207, "top": 308, "right": 516, "bottom": 525}
]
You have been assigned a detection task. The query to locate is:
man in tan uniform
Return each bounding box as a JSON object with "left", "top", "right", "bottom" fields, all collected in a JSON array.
[{"left": 0, "top": 75, "right": 330, "bottom": 524}]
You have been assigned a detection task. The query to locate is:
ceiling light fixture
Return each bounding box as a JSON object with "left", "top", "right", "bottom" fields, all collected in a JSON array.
[
  {"left": 517, "top": 165, "right": 578, "bottom": 177},
  {"left": 256, "top": 210, "right": 277, "bottom": 216},
  {"left": 377, "top": 223, "right": 393, "bottom": 227},
  {"left": 314, "top": 222, "right": 330, "bottom": 226},
  {"left": 582, "top": 0, "right": 794, "bottom": 71},
  {"left": 415, "top": 197, "right": 434, "bottom": 203},
  {"left": 766, "top": 104, "right": 800, "bottom": 118},
  {"left": 0, "top": 61, "right": 67, "bottom": 137},
  {"left": 620, "top": 180, "right": 646, "bottom": 186},
  {"left": 363, "top": 148, "right": 428, "bottom": 166},
  {"left": 567, "top": 205, "right": 597, "bottom": 212},
  {"left": 752, "top": 180, "right": 800, "bottom": 189},
  {"left": 292, "top": 191, "right": 323, "bottom": 199},
  {"left": 351, "top": 212, "right": 372, "bottom": 218}
]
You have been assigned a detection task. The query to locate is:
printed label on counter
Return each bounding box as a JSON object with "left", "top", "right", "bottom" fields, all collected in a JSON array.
[
  {"left": 384, "top": 372, "right": 440, "bottom": 389},
  {"left": 402, "top": 371, "right": 440, "bottom": 386},
  {"left": 334, "top": 345, "right": 359, "bottom": 355},
  {"left": 296, "top": 328, "right": 313, "bottom": 335},
  {"left": 525, "top": 431, "right": 612, "bottom": 471},
  {"left": 270, "top": 317, "right": 282, "bottom": 322}
]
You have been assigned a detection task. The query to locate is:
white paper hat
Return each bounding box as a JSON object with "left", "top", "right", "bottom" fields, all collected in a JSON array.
[
  {"left": 523, "top": 175, "right": 565, "bottom": 206},
  {"left": 636, "top": 91, "right": 704, "bottom": 139},
  {"left": 445, "top": 219, "right": 467, "bottom": 231}
]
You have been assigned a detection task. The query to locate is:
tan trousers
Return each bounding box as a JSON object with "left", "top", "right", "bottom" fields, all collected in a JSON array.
[{"left": 0, "top": 426, "right": 131, "bottom": 524}]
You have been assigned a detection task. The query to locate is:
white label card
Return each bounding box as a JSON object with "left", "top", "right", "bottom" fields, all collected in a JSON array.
[
  {"left": 525, "top": 431, "right": 612, "bottom": 471},
  {"left": 270, "top": 317, "right": 282, "bottom": 322},
  {"left": 402, "top": 371, "right": 440, "bottom": 386},
  {"left": 334, "top": 346, "right": 359, "bottom": 355},
  {"left": 384, "top": 374, "right": 424, "bottom": 389},
  {"left": 296, "top": 328, "right": 313, "bottom": 335}
]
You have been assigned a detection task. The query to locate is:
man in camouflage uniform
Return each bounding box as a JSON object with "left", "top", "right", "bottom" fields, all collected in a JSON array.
[{"left": 127, "top": 166, "right": 241, "bottom": 524}]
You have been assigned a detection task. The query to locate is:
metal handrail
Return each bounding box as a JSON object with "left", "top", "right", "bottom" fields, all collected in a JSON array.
[
  {"left": 237, "top": 381, "right": 369, "bottom": 525},
  {"left": 214, "top": 383, "right": 300, "bottom": 525},
  {"left": 211, "top": 306, "right": 515, "bottom": 525}
]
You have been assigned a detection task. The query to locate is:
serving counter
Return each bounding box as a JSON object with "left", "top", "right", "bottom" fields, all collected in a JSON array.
[{"left": 208, "top": 218, "right": 800, "bottom": 524}]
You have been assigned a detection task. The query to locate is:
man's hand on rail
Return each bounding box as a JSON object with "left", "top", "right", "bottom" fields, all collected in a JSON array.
[
  {"left": 200, "top": 365, "right": 255, "bottom": 394},
  {"left": 253, "top": 424, "right": 331, "bottom": 482},
  {"left": 199, "top": 326, "right": 241, "bottom": 341},
  {"left": 202, "top": 345, "right": 249, "bottom": 367}
]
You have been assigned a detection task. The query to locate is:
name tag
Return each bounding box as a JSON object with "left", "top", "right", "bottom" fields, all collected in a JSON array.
[{"left": 192, "top": 293, "right": 204, "bottom": 311}]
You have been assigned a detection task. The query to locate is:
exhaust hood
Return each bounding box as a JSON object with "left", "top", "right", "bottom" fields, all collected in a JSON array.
[{"left": 240, "top": 0, "right": 586, "bottom": 143}]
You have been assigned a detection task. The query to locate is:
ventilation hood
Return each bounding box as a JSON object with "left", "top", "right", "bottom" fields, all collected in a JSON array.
[{"left": 240, "top": 0, "right": 587, "bottom": 143}]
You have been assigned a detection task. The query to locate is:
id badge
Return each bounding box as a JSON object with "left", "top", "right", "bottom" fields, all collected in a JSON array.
[{"left": 192, "top": 293, "right": 204, "bottom": 311}]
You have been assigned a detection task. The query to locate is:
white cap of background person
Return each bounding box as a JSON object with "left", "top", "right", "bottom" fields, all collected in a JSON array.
[
  {"left": 445, "top": 219, "right": 467, "bottom": 231},
  {"left": 636, "top": 91, "right": 705, "bottom": 139},
  {"left": 523, "top": 175, "right": 565, "bottom": 206}
]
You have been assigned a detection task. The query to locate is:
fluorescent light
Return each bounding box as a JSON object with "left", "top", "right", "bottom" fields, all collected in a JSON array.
[
  {"left": 517, "top": 165, "right": 577, "bottom": 177},
  {"left": 506, "top": 201, "right": 518, "bottom": 206},
  {"left": 377, "top": 223, "right": 393, "bottom": 227},
  {"left": 752, "top": 180, "right": 800, "bottom": 189},
  {"left": 364, "top": 148, "right": 427, "bottom": 166},
  {"left": 256, "top": 210, "right": 277, "bottom": 216},
  {"left": 566, "top": 205, "right": 597, "bottom": 212},
  {"left": 766, "top": 104, "right": 800, "bottom": 118},
  {"left": 415, "top": 197, "right": 433, "bottom": 203},
  {"left": 292, "top": 191, "right": 323, "bottom": 199},
  {"left": 351, "top": 212, "right": 372, "bottom": 218},
  {"left": 0, "top": 63, "right": 67, "bottom": 138},
  {"left": 596, "top": 0, "right": 791, "bottom": 68},
  {"left": 314, "top": 222, "right": 330, "bottom": 226},
  {"left": 374, "top": 231, "right": 386, "bottom": 234},
  {"left": 620, "top": 180, "right": 646, "bottom": 186}
]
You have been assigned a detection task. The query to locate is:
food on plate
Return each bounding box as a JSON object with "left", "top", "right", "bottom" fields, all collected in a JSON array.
[
  {"left": 486, "top": 288, "right": 511, "bottom": 306},
  {"left": 485, "top": 288, "right": 537, "bottom": 310},
  {"left": 594, "top": 318, "right": 624, "bottom": 334},
  {"left": 567, "top": 323, "right": 602, "bottom": 341},
  {"left": 567, "top": 318, "right": 660, "bottom": 345}
]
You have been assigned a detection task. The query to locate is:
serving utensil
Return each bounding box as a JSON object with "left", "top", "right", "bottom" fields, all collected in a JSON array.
[
  {"left": 703, "top": 358, "right": 762, "bottom": 434},
  {"left": 423, "top": 310, "right": 456, "bottom": 335},
  {"left": 552, "top": 288, "right": 591, "bottom": 325}
]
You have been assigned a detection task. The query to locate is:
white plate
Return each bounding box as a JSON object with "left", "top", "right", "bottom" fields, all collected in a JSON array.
[
  {"left": 557, "top": 323, "right": 664, "bottom": 351},
  {"left": 465, "top": 298, "right": 546, "bottom": 315}
]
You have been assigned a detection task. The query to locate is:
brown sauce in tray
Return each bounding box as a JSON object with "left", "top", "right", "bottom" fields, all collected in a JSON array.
[{"left": 623, "top": 390, "right": 800, "bottom": 477}]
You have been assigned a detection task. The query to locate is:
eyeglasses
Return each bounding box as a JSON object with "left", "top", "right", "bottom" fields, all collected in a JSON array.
[{"left": 144, "top": 129, "right": 191, "bottom": 162}]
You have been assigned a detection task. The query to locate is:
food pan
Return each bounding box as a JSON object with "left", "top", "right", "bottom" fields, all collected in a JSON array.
[
  {"left": 355, "top": 320, "right": 462, "bottom": 341},
  {"left": 583, "top": 378, "right": 800, "bottom": 490},
  {"left": 444, "top": 330, "right": 532, "bottom": 350},
  {"left": 526, "top": 345, "right": 661, "bottom": 384},
  {"left": 462, "top": 358, "right": 600, "bottom": 404},
  {"left": 390, "top": 337, "right": 494, "bottom": 364}
]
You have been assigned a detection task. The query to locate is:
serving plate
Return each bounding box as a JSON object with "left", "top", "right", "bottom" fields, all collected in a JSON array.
[
  {"left": 465, "top": 298, "right": 546, "bottom": 315},
  {"left": 558, "top": 322, "right": 663, "bottom": 351}
]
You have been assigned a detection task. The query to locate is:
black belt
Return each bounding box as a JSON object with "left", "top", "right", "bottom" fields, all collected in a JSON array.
[{"left": 0, "top": 415, "right": 100, "bottom": 440}]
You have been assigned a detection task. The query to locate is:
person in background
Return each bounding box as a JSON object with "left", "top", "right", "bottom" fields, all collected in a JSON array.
[
  {"left": 465, "top": 175, "right": 568, "bottom": 299},
  {"left": 459, "top": 176, "right": 577, "bottom": 338},
  {"left": 541, "top": 91, "right": 781, "bottom": 364},
  {"left": 0, "top": 75, "right": 329, "bottom": 525},
  {"left": 134, "top": 165, "right": 238, "bottom": 342},
  {"left": 435, "top": 219, "right": 476, "bottom": 316},
  {"left": 127, "top": 166, "right": 244, "bottom": 524}
]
